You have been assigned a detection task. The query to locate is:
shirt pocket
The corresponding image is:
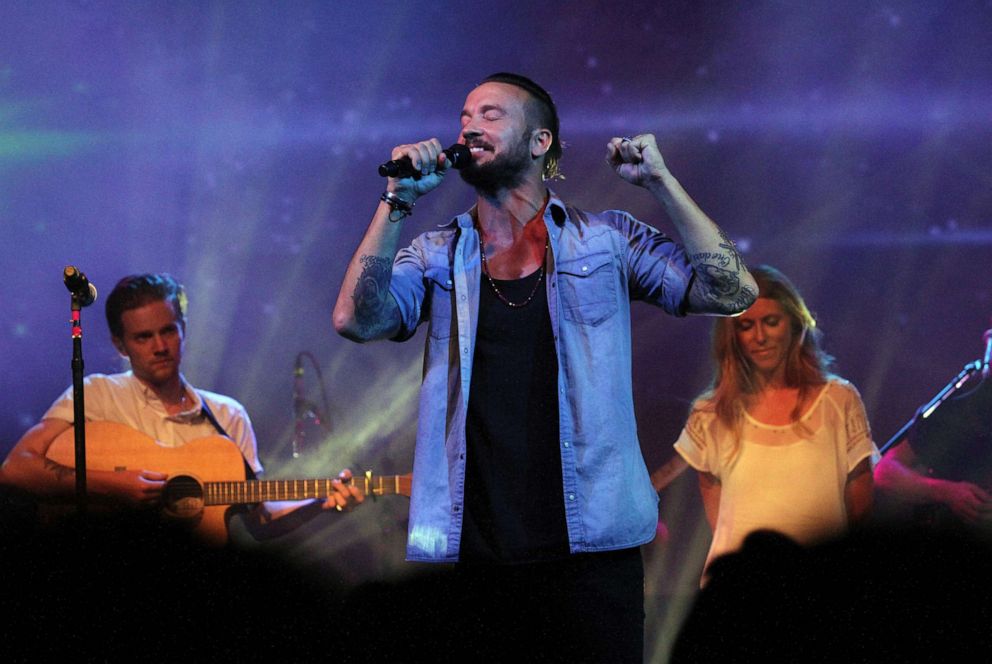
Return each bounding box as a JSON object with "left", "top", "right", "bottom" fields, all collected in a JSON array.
[
  {"left": 425, "top": 267, "right": 455, "bottom": 340},
  {"left": 557, "top": 251, "right": 619, "bottom": 327}
]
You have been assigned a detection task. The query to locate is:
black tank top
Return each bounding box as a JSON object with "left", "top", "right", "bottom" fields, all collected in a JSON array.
[{"left": 461, "top": 267, "right": 569, "bottom": 563}]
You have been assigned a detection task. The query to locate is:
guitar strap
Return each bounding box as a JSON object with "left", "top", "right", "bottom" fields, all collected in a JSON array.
[
  {"left": 198, "top": 393, "right": 258, "bottom": 481},
  {"left": 198, "top": 396, "right": 229, "bottom": 437}
]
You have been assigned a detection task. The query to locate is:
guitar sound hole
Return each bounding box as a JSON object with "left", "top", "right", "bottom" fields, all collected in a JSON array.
[{"left": 162, "top": 475, "right": 205, "bottom": 519}]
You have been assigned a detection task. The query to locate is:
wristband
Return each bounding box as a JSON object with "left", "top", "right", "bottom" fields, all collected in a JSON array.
[{"left": 381, "top": 191, "right": 414, "bottom": 220}]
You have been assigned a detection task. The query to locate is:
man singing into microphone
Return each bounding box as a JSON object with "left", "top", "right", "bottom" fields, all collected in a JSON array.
[
  {"left": 1, "top": 273, "right": 362, "bottom": 538},
  {"left": 333, "top": 73, "right": 756, "bottom": 660}
]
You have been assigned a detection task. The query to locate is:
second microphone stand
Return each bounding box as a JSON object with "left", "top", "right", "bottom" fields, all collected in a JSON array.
[{"left": 879, "top": 360, "right": 984, "bottom": 455}]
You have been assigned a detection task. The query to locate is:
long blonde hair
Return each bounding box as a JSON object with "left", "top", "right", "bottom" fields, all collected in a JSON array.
[{"left": 705, "top": 265, "right": 833, "bottom": 448}]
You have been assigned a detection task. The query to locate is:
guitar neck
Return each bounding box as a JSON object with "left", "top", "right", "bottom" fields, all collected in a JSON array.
[{"left": 202, "top": 474, "right": 411, "bottom": 506}]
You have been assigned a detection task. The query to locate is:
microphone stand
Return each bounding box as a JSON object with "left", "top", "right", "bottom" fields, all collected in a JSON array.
[
  {"left": 291, "top": 351, "right": 332, "bottom": 458},
  {"left": 292, "top": 355, "right": 306, "bottom": 458},
  {"left": 879, "top": 360, "right": 983, "bottom": 455},
  {"left": 70, "top": 294, "right": 88, "bottom": 513}
]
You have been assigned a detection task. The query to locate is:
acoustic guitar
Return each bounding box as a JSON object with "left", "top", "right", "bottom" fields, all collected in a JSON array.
[{"left": 46, "top": 421, "right": 411, "bottom": 545}]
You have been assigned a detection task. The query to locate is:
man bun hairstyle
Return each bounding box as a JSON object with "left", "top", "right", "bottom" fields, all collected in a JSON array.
[
  {"left": 482, "top": 72, "right": 563, "bottom": 180},
  {"left": 105, "top": 273, "right": 188, "bottom": 339}
]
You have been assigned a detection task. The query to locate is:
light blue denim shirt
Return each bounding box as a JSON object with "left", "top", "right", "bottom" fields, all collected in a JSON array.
[{"left": 390, "top": 192, "right": 694, "bottom": 562}]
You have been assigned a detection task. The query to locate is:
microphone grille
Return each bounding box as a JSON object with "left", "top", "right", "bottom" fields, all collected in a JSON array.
[{"left": 447, "top": 144, "right": 472, "bottom": 169}]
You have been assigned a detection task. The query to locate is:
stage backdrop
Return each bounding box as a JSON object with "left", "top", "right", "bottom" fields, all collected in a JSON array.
[{"left": 2, "top": 2, "right": 990, "bottom": 660}]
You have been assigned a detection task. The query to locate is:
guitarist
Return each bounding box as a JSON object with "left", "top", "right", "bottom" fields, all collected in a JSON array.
[
  {"left": 875, "top": 368, "right": 992, "bottom": 531},
  {"left": 0, "top": 273, "right": 362, "bottom": 536}
]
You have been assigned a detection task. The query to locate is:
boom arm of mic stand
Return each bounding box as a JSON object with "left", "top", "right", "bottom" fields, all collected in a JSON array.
[{"left": 878, "top": 360, "right": 983, "bottom": 455}]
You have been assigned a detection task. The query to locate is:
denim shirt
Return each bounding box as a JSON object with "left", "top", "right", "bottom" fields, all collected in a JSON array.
[{"left": 390, "top": 192, "right": 694, "bottom": 562}]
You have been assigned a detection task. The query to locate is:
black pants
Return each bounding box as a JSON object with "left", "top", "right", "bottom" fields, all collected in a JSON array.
[
  {"left": 444, "top": 548, "right": 644, "bottom": 662},
  {"left": 346, "top": 548, "right": 644, "bottom": 662}
]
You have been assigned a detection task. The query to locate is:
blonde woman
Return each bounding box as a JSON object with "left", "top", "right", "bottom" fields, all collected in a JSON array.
[{"left": 675, "top": 265, "right": 878, "bottom": 578}]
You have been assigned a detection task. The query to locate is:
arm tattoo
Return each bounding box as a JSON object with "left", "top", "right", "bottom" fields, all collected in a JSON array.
[
  {"left": 689, "top": 229, "right": 756, "bottom": 314},
  {"left": 351, "top": 254, "right": 396, "bottom": 336},
  {"left": 718, "top": 228, "right": 743, "bottom": 273},
  {"left": 44, "top": 458, "right": 76, "bottom": 482}
]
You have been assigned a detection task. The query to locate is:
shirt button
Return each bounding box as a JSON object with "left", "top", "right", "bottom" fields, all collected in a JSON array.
[
  {"left": 446, "top": 280, "right": 452, "bottom": 286},
  {"left": 568, "top": 493, "right": 575, "bottom": 501},
  {"left": 460, "top": 294, "right": 466, "bottom": 301},
  {"left": 562, "top": 441, "right": 570, "bottom": 448},
  {"left": 581, "top": 265, "right": 588, "bottom": 272}
]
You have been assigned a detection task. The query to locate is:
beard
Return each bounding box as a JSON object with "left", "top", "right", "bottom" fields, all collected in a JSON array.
[{"left": 459, "top": 132, "right": 533, "bottom": 197}]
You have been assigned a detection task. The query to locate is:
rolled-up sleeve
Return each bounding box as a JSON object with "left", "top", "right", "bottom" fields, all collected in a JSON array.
[
  {"left": 618, "top": 212, "right": 694, "bottom": 316},
  {"left": 389, "top": 241, "right": 428, "bottom": 342}
]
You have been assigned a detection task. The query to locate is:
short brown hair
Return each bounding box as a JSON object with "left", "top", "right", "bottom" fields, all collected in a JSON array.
[{"left": 105, "top": 273, "right": 187, "bottom": 339}]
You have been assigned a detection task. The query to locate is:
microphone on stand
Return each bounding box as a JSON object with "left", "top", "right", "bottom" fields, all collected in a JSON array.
[
  {"left": 63, "top": 266, "right": 98, "bottom": 307},
  {"left": 378, "top": 144, "right": 472, "bottom": 178}
]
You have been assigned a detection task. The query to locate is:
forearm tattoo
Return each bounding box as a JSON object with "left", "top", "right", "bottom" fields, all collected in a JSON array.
[
  {"left": 690, "top": 229, "right": 756, "bottom": 314},
  {"left": 44, "top": 458, "right": 76, "bottom": 482},
  {"left": 351, "top": 254, "right": 396, "bottom": 336}
]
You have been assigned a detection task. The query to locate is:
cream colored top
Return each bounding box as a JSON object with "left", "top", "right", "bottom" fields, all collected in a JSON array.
[
  {"left": 675, "top": 378, "right": 878, "bottom": 572},
  {"left": 44, "top": 371, "right": 262, "bottom": 474}
]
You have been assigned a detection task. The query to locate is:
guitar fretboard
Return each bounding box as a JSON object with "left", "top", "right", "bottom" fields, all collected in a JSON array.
[{"left": 203, "top": 474, "right": 411, "bottom": 505}]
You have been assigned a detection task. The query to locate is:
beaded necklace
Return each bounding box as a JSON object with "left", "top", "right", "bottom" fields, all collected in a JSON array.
[{"left": 478, "top": 233, "right": 549, "bottom": 308}]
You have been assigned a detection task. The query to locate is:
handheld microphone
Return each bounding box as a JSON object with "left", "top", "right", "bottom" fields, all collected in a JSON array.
[
  {"left": 63, "top": 266, "right": 97, "bottom": 307},
  {"left": 378, "top": 144, "right": 472, "bottom": 178}
]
